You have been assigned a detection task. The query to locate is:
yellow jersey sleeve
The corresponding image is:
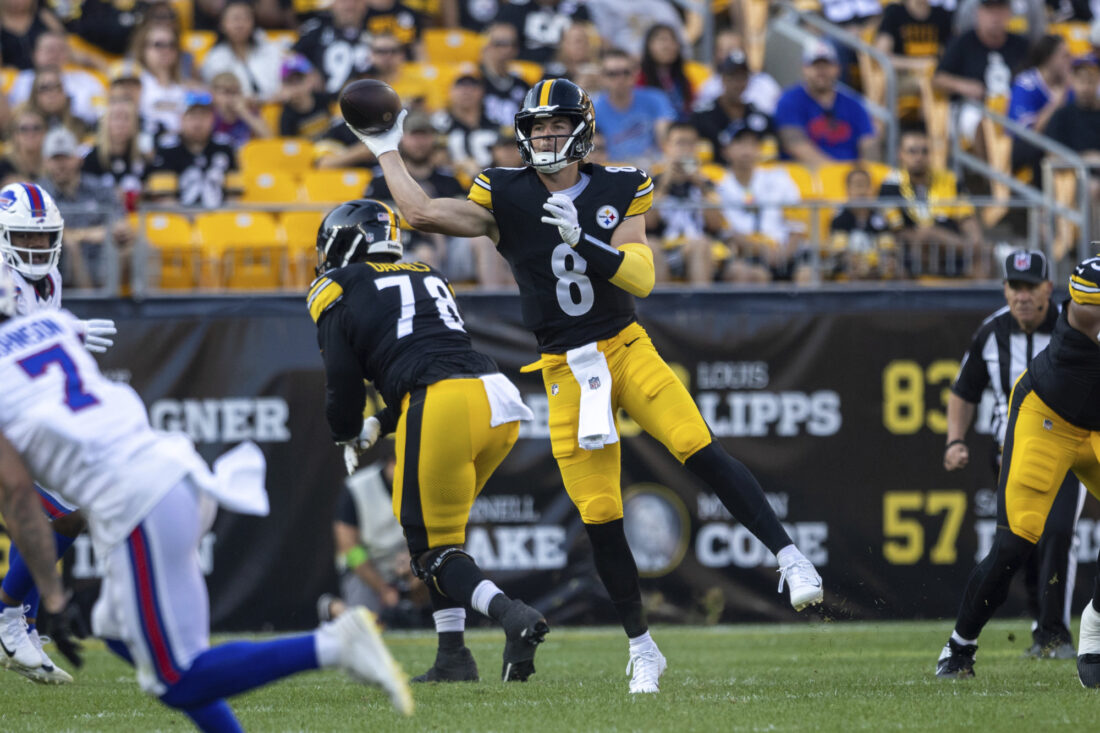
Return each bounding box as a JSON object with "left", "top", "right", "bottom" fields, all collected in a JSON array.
[
  {"left": 467, "top": 172, "right": 493, "bottom": 211},
  {"left": 625, "top": 175, "right": 654, "bottom": 217},
  {"left": 307, "top": 276, "right": 344, "bottom": 323}
]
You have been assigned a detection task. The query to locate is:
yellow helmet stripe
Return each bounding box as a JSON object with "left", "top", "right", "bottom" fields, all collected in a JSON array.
[
  {"left": 379, "top": 200, "right": 398, "bottom": 242},
  {"left": 539, "top": 80, "right": 554, "bottom": 107}
]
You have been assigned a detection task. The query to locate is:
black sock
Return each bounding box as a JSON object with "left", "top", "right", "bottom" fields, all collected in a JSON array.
[
  {"left": 438, "top": 631, "right": 464, "bottom": 652},
  {"left": 433, "top": 552, "right": 489, "bottom": 607},
  {"left": 585, "top": 519, "right": 647, "bottom": 638},
  {"left": 684, "top": 442, "right": 792, "bottom": 554},
  {"left": 956, "top": 529, "right": 1034, "bottom": 640}
]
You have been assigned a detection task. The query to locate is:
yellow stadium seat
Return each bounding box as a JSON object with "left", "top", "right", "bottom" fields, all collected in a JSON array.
[
  {"left": 423, "top": 29, "right": 484, "bottom": 65},
  {"left": 0, "top": 67, "right": 18, "bottom": 95},
  {"left": 263, "top": 30, "right": 299, "bottom": 49},
  {"left": 183, "top": 31, "right": 217, "bottom": 68},
  {"left": 701, "top": 163, "right": 727, "bottom": 183},
  {"left": 239, "top": 138, "right": 315, "bottom": 173},
  {"left": 508, "top": 60, "right": 544, "bottom": 86},
  {"left": 143, "top": 213, "right": 197, "bottom": 290},
  {"left": 145, "top": 171, "right": 179, "bottom": 197},
  {"left": 261, "top": 102, "right": 282, "bottom": 134},
  {"left": 302, "top": 169, "right": 371, "bottom": 203},
  {"left": 241, "top": 170, "right": 303, "bottom": 203},
  {"left": 171, "top": 0, "right": 194, "bottom": 33},
  {"left": 764, "top": 162, "right": 819, "bottom": 242},
  {"left": 684, "top": 61, "right": 712, "bottom": 94},
  {"left": 67, "top": 35, "right": 122, "bottom": 67},
  {"left": 195, "top": 211, "right": 286, "bottom": 290},
  {"left": 394, "top": 62, "right": 449, "bottom": 111},
  {"left": 1050, "top": 22, "right": 1092, "bottom": 56},
  {"left": 281, "top": 210, "right": 327, "bottom": 288}
]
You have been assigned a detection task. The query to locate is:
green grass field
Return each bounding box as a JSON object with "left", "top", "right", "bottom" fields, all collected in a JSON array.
[{"left": 0, "top": 620, "right": 1095, "bottom": 732}]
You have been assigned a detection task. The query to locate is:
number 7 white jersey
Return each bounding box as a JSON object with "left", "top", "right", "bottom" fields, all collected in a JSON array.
[{"left": 0, "top": 309, "right": 210, "bottom": 554}]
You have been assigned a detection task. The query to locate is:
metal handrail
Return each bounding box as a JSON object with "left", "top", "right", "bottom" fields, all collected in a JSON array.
[{"left": 770, "top": 1, "right": 899, "bottom": 168}]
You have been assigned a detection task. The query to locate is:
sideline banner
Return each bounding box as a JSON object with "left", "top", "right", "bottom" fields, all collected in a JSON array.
[{"left": 2, "top": 289, "right": 1091, "bottom": 630}]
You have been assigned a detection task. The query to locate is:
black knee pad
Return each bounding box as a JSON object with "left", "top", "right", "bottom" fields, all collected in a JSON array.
[{"left": 411, "top": 546, "right": 475, "bottom": 594}]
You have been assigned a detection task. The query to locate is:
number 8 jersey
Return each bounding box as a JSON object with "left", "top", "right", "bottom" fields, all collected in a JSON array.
[{"left": 468, "top": 163, "right": 654, "bottom": 353}]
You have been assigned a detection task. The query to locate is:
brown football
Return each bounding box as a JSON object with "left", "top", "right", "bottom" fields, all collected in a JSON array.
[{"left": 339, "top": 80, "right": 402, "bottom": 135}]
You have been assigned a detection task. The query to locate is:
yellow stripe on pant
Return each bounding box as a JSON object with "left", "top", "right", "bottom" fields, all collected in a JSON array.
[
  {"left": 391, "top": 378, "right": 519, "bottom": 554},
  {"left": 1002, "top": 378, "right": 1100, "bottom": 543},
  {"left": 525, "top": 322, "right": 712, "bottom": 525}
]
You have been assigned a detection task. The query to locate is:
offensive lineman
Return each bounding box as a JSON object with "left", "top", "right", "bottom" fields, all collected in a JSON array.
[
  {"left": 348, "top": 78, "right": 824, "bottom": 693},
  {"left": 308, "top": 199, "right": 548, "bottom": 683},
  {"left": 0, "top": 181, "right": 116, "bottom": 683},
  {"left": 936, "top": 255, "right": 1100, "bottom": 687},
  {"left": 0, "top": 267, "right": 413, "bottom": 727}
]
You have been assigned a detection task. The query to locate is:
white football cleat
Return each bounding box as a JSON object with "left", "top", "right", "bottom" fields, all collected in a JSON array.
[
  {"left": 0, "top": 605, "right": 42, "bottom": 671},
  {"left": 626, "top": 647, "right": 667, "bottom": 694},
  {"left": 1077, "top": 601, "right": 1100, "bottom": 688},
  {"left": 323, "top": 607, "right": 413, "bottom": 715},
  {"left": 778, "top": 553, "right": 824, "bottom": 611},
  {"left": 21, "top": 631, "right": 73, "bottom": 684}
]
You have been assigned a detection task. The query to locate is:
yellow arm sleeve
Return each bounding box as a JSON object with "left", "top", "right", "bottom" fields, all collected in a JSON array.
[
  {"left": 609, "top": 242, "right": 655, "bottom": 298},
  {"left": 467, "top": 173, "right": 493, "bottom": 211}
]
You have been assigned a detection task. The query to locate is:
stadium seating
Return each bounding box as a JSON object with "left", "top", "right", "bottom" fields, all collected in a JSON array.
[
  {"left": 281, "top": 210, "right": 326, "bottom": 289},
  {"left": 183, "top": 31, "right": 217, "bottom": 68},
  {"left": 509, "top": 61, "right": 544, "bottom": 86},
  {"left": 195, "top": 211, "right": 286, "bottom": 289},
  {"left": 144, "top": 213, "right": 198, "bottom": 290},
  {"left": 241, "top": 170, "right": 303, "bottom": 204},
  {"left": 422, "top": 29, "right": 484, "bottom": 65},
  {"left": 239, "top": 138, "right": 315, "bottom": 173},
  {"left": 302, "top": 169, "right": 371, "bottom": 203}
]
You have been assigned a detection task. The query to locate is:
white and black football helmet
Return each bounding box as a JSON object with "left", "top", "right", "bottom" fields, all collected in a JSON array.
[
  {"left": 514, "top": 78, "right": 595, "bottom": 174},
  {"left": 315, "top": 199, "right": 403, "bottom": 276},
  {"left": 0, "top": 182, "right": 64, "bottom": 281}
]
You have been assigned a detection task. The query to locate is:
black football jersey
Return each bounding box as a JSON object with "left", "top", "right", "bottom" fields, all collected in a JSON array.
[
  {"left": 1028, "top": 302, "right": 1100, "bottom": 430},
  {"left": 152, "top": 135, "right": 236, "bottom": 208},
  {"left": 364, "top": 3, "right": 423, "bottom": 50},
  {"left": 309, "top": 260, "right": 498, "bottom": 439},
  {"left": 468, "top": 163, "right": 654, "bottom": 353},
  {"left": 293, "top": 16, "right": 372, "bottom": 95}
]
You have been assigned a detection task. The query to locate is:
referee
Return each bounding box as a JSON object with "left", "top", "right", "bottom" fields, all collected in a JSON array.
[{"left": 945, "top": 249, "right": 1084, "bottom": 659}]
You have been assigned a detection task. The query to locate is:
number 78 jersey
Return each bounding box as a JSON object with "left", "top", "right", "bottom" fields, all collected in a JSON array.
[{"left": 468, "top": 163, "right": 654, "bottom": 354}]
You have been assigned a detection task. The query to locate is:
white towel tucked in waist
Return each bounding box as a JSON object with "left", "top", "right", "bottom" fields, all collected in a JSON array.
[
  {"left": 566, "top": 343, "right": 617, "bottom": 450},
  {"left": 480, "top": 373, "right": 535, "bottom": 426}
]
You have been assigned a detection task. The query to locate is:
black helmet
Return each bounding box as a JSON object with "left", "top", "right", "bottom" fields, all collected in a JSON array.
[
  {"left": 514, "top": 78, "right": 595, "bottom": 173},
  {"left": 316, "top": 199, "right": 402, "bottom": 276}
]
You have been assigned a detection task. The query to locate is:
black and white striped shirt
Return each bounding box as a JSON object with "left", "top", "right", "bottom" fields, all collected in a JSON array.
[{"left": 952, "top": 299, "right": 1061, "bottom": 446}]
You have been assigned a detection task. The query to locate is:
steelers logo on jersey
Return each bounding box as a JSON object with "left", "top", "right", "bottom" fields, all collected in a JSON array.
[{"left": 596, "top": 205, "right": 620, "bottom": 229}]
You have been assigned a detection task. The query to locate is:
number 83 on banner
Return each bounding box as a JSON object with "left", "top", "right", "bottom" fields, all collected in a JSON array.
[{"left": 882, "top": 359, "right": 960, "bottom": 434}]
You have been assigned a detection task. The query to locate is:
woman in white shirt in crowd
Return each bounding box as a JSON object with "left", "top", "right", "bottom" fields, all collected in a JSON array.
[
  {"left": 132, "top": 21, "right": 189, "bottom": 143},
  {"left": 200, "top": 0, "right": 284, "bottom": 102}
]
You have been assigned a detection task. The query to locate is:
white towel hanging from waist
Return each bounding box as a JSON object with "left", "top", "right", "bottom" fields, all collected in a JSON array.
[
  {"left": 480, "top": 373, "right": 535, "bottom": 426},
  {"left": 566, "top": 342, "right": 618, "bottom": 450}
]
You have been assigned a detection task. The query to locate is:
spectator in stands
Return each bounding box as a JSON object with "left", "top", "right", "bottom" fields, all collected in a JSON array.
[
  {"left": 644, "top": 122, "right": 726, "bottom": 285},
  {"left": 639, "top": 23, "right": 694, "bottom": 121},
  {"left": 1050, "top": 0, "right": 1094, "bottom": 22},
  {"left": 54, "top": 0, "right": 144, "bottom": 59},
  {"left": 829, "top": 167, "right": 899, "bottom": 280},
  {"left": 363, "top": 32, "right": 405, "bottom": 89},
  {"left": 21, "top": 67, "right": 88, "bottom": 138},
  {"left": 210, "top": 71, "right": 272, "bottom": 147},
  {"left": 277, "top": 54, "right": 332, "bottom": 140},
  {"left": 366, "top": 111, "right": 462, "bottom": 268},
  {"left": 40, "top": 126, "right": 135, "bottom": 289},
  {"left": 132, "top": 21, "right": 189, "bottom": 142},
  {"left": 814, "top": 0, "right": 883, "bottom": 85},
  {"left": 431, "top": 72, "right": 498, "bottom": 181},
  {"left": 497, "top": 0, "right": 590, "bottom": 64},
  {"left": 934, "top": 0, "right": 1029, "bottom": 150},
  {"left": 694, "top": 27, "right": 782, "bottom": 115},
  {"left": 489, "top": 128, "right": 522, "bottom": 168},
  {"left": 774, "top": 41, "right": 878, "bottom": 166},
  {"left": 201, "top": 0, "right": 285, "bottom": 102},
  {"left": 479, "top": 23, "right": 529, "bottom": 128},
  {"left": 544, "top": 22, "right": 597, "bottom": 81},
  {"left": 8, "top": 31, "right": 105, "bottom": 129},
  {"left": 82, "top": 97, "right": 148, "bottom": 213},
  {"left": 691, "top": 51, "right": 775, "bottom": 166},
  {"left": 586, "top": 0, "right": 691, "bottom": 58},
  {"left": 440, "top": 0, "right": 498, "bottom": 31},
  {"left": 151, "top": 90, "right": 237, "bottom": 209},
  {"left": 875, "top": 0, "right": 956, "bottom": 119},
  {"left": 293, "top": 0, "right": 372, "bottom": 96},
  {"left": 0, "top": 108, "right": 46, "bottom": 185},
  {"left": 954, "top": 0, "right": 1046, "bottom": 44},
  {"left": 593, "top": 49, "right": 676, "bottom": 167},
  {"left": 1045, "top": 53, "right": 1100, "bottom": 214},
  {"left": 879, "top": 126, "right": 986, "bottom": 277},
  {"left": 363, "top": 0, "right": 424, "bottom": 60},
  {"left": 0, "top": 0, "right": 61, "bottom": 69},
  {"left": 1009, "top": 34, "right": 1072, "bottom": 180},
  {"left": 715, "top": 123, "right": 803, "bottom": 283},
  {"left": 588, "top": 130, "right": 609, "bottom": 165}
]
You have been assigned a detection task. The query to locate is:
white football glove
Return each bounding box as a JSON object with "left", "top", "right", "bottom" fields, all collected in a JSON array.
[
  {"left": 347, "top": 109, "right": 408, "bottom": 158},
  {"left": 541, "top": 193, "right": 581, "bottom": 247},
  {"left": 340, "top": 416, "right": 382, "bottom": 475},
  {"left": 77, "top": 318, "right": 117, "bottom": 354}
]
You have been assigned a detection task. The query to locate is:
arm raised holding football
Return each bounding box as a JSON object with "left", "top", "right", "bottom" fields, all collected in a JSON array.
[{"left": 342, "top": 82, "right": 498, "bottom": 241}]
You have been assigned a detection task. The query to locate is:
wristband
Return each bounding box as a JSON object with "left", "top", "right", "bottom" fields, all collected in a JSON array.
[
  {"left": 344, "top": 545, "right": 369, "bottom": 570},
  {"left": 945, "top": 439, "right": 966, "bottom": 450}
]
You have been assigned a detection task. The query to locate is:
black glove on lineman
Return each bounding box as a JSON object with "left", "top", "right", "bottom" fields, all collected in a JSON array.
[{"left": 38, "top": 598, "right": 89, "bottom": 669}]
